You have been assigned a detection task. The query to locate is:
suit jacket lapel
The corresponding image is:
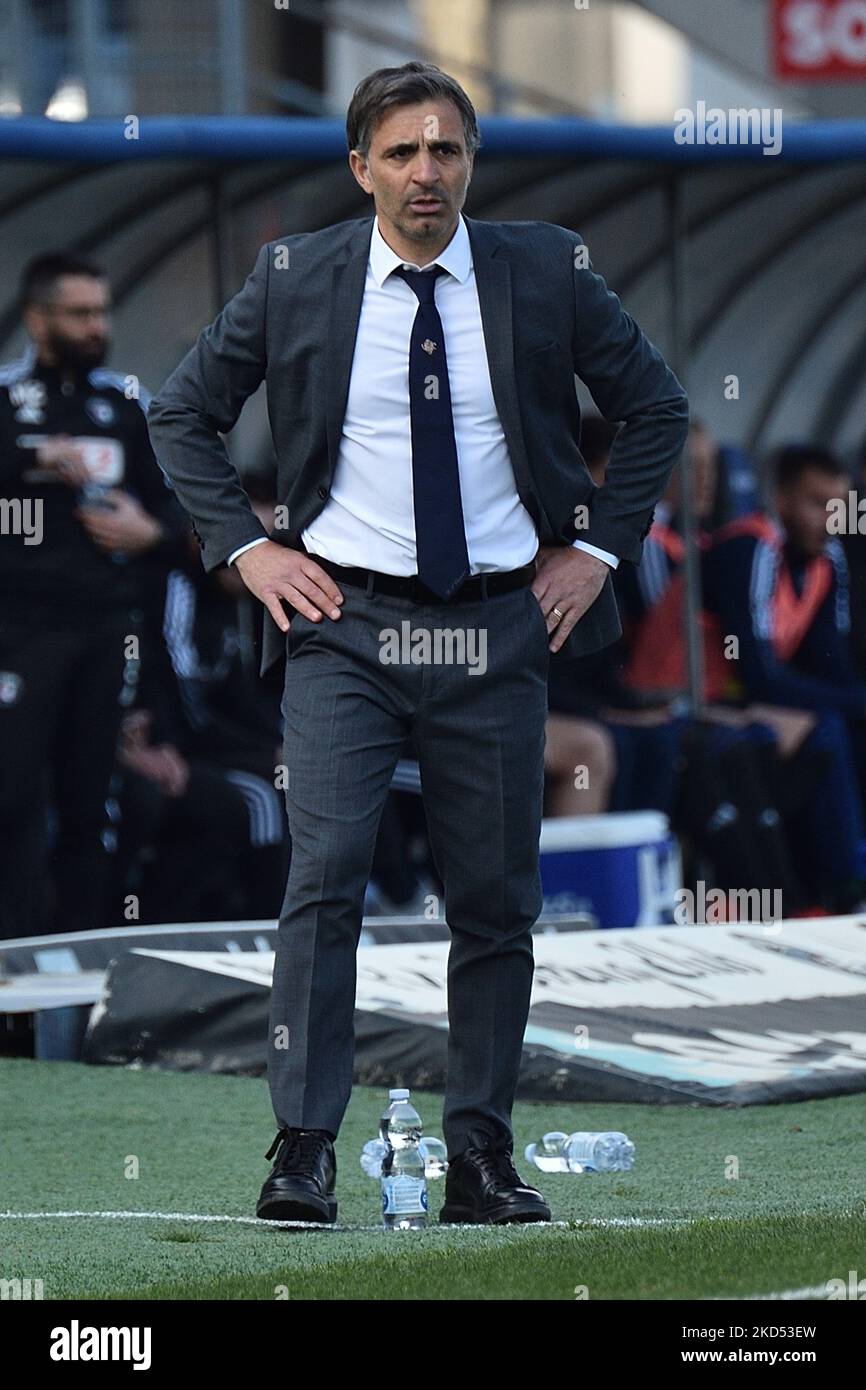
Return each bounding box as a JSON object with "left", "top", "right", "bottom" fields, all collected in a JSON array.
[
  {"left": 325, "top": 218, "right": 375, "bottom": 473},
  {"left": 463, "top": 216, "right": 542, "bottom": 530}
]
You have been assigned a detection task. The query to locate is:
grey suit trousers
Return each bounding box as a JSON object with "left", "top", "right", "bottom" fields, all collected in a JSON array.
[{"left": 268, "top": 566, "right": 550, "bottom": 1157}]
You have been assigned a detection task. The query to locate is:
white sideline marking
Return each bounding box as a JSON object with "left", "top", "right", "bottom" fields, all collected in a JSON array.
[
  {"left": 740, "top": 1283, "right": 833, "bottom": 1300},
  {"left": 704, "top": 1279, "right": 841, "bottom": 1301},
  {"left": 0, "top": 1209, "right": 688, "bottom": 1232}
]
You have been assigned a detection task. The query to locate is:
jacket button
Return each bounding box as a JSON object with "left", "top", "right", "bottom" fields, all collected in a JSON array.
[{"left": 317, "top": 485, "right": 328, "bottom": 499}]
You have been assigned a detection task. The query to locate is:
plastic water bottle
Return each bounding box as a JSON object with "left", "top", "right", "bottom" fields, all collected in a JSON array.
[
  {"left": 361, "top": 1138, "right": 388, "bottom": 1178},
  {"left": 419, "top": 1135, "right": 448, "bottom": 1178},
  {"left": 566, "top": 1131, "right": 635, "bottom": 1172},
  {"left": 525, "top": 1130, "right": 635, "bottom": 1173},
  {"left": 524, "top": 1131, "right": 574, "bottom": 1172},
  {"left": 361, "top": 1134, "right": 447, "bottom": 1179},
  {"left": 379, "top": 1088, "right": 428, "bottom": 1229},
  {"left": 77, "top": 481, "right": 126, "bottom": 561},
  {"left": 77, "top": 480, "right": 115, "bottom": 509}
]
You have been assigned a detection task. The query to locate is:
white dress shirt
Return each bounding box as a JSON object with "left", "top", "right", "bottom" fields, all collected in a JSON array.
[{"left": 229, "top": 213, "right": 618, "bottom": 573}]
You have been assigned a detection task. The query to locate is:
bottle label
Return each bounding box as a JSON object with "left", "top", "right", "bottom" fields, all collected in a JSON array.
[{"left": 382, "top": 1176, "right": 428, "bottom": 1216}]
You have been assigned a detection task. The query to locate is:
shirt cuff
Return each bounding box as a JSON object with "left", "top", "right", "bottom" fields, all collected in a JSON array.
[
  {"left": 571, "top": 538, "right": 620, "bottom": 569},
  {"left": 228, "top": 536, "right": 269, "bottom": 566}
]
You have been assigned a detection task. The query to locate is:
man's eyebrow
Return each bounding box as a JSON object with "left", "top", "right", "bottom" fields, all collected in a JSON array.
[{"left": 380, "top": 137, "right": 461, "bottom": 155}]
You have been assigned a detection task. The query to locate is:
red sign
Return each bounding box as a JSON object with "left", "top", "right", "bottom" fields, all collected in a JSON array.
[{"left": 773, "top": 0, "right": 866, "bottom": 79}]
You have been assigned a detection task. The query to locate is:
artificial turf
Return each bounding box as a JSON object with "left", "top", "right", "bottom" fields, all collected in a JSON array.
[{"left": 2, "top": 1057, "right": 863, "bottom": 1300}]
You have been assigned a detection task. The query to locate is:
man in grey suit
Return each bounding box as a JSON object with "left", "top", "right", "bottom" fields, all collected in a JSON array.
[{"left": 147, "top": 61, "right": 689, "bottom": 1226}]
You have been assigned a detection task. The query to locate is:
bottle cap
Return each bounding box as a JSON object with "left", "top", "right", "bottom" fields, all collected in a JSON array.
[{"left": 389, "top": 1088, "right": 410, "bottom": 1100}]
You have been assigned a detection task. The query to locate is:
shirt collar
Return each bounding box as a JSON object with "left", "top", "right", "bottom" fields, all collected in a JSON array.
[{"left": 369, "top": 211, "right": 472, "bottom": 288}]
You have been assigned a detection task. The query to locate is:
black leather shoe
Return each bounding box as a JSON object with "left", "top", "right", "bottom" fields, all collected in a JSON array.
[
  {"left": 439, "top": 1132, "right": 551, "bottom": 1224},
  {"left": 256, "top": 1127, "right": 337, "bottom": 1224}
]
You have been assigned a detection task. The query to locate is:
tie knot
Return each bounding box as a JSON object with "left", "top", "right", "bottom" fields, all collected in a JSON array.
[{"left": 394, "top": 263, "right": 447, "bottom": 305}]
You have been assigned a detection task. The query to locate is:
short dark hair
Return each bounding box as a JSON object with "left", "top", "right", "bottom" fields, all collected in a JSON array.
[
  {"left": 346, "top": 61, "right": 480, "bottom": 159},
  {"left": 19, "top": 251, "right": 106, "bottom": 310},
  {"left": 773, "top": 443, "right": 846, "bottom": 490}
]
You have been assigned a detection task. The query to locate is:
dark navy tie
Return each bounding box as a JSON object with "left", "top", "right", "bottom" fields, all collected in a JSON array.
[{"left": 393, "top": 264, "right": 470, "bottom": 600}]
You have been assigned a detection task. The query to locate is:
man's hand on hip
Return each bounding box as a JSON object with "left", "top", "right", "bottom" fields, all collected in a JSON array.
[
  {"left": 531, "top": 545, "right": 609, "bottom": 653},
  {"left": 233, "top": 540, "right": 344, "bottom": 632}
]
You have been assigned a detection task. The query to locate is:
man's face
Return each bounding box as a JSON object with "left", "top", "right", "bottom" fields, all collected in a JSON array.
[
  {"left": 349, "top": 98, "right": 473, "bottom": 251},
  {"left": 27, "top": 273, "right": 111, "bottom": 371},
  {"left": 776, "top": 466, "right": 848, "bottom": 556}
]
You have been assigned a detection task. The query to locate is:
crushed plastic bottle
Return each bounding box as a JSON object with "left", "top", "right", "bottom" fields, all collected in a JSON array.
[
  {"left": 379, "top": 1088, "right": 428, "bottom": 1229},
  {"left": 418, "top": 1135, "right": 447, "bottom": 1178},
  {"left": 360, "top": 1135, "right": 447, "bottom": 1179},
  {"left": 524, "top": 1131, "right": 574, "bottom": 1172},
  {"left": 525, "top": 1130, "right": 635, "bottom": 1173}
]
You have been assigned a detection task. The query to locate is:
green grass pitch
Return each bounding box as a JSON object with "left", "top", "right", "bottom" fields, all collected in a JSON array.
[{"left": 1, "top": 1057, "right": 864, "bottom": 1300}]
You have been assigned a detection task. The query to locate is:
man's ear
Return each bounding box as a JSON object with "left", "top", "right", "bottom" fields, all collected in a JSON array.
[{"left": 348, "top": 150, "right": 373, "bottom": 196}]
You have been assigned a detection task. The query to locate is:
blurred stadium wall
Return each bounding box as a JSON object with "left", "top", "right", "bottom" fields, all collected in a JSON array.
[{"left": 9, "top": 0, "right": 852, "bottom": 124}]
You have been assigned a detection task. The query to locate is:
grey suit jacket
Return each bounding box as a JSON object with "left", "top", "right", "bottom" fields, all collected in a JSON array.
[{"left": 147, "top": 214, "right": 689, "bottom": 676}]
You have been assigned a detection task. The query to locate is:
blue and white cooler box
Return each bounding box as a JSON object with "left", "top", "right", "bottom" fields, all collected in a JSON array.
[{"left": 539, "top": 811, "right": 682, "bottom": 929}]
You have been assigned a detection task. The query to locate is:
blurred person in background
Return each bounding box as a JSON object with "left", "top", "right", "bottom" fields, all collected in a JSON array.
[
  {"left": 702, "top": 446, "right": 866, "bottom": 721},
  {"left": 0, "top": 252, "right": 186, "bottom": 938},
  {"left": 691, "top": 444, "right": 866, "bottom": 914},
  {"left": 616, "top": 418, "right": 719, "bottom": 641},
  {"left": 109, "top": 678, "right": 288, "bottom": 926},
  {"left": 545, "top": 416, "right": 684, "bottom": 818},
  {"left": 614, "top": 422, "right": 820, "bottom": 915},
  {"left": 109, "top": 478, "right": 288, "bottom": 923}
]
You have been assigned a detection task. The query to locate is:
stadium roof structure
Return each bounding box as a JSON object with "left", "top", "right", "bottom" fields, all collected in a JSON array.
[{"left": 1, "top": 115, "right": 865, "bottom": 463}]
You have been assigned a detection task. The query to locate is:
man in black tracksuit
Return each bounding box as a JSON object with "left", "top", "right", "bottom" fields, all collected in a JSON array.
[{"left": 0, "top": 252, "right": 186, "bottom": 937}]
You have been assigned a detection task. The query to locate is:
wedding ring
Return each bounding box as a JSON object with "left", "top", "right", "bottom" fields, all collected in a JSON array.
[{"left": 551, "top": 606, "right": 564, "bottom": 623}]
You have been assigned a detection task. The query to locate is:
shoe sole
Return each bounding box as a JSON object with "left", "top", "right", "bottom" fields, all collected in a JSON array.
[
  {"left": 256, "top": 1194, "right": 338, "bottom": 1224},
  {"left": 439, "top": 1201, "right": 551, "bottom": 1225}
]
